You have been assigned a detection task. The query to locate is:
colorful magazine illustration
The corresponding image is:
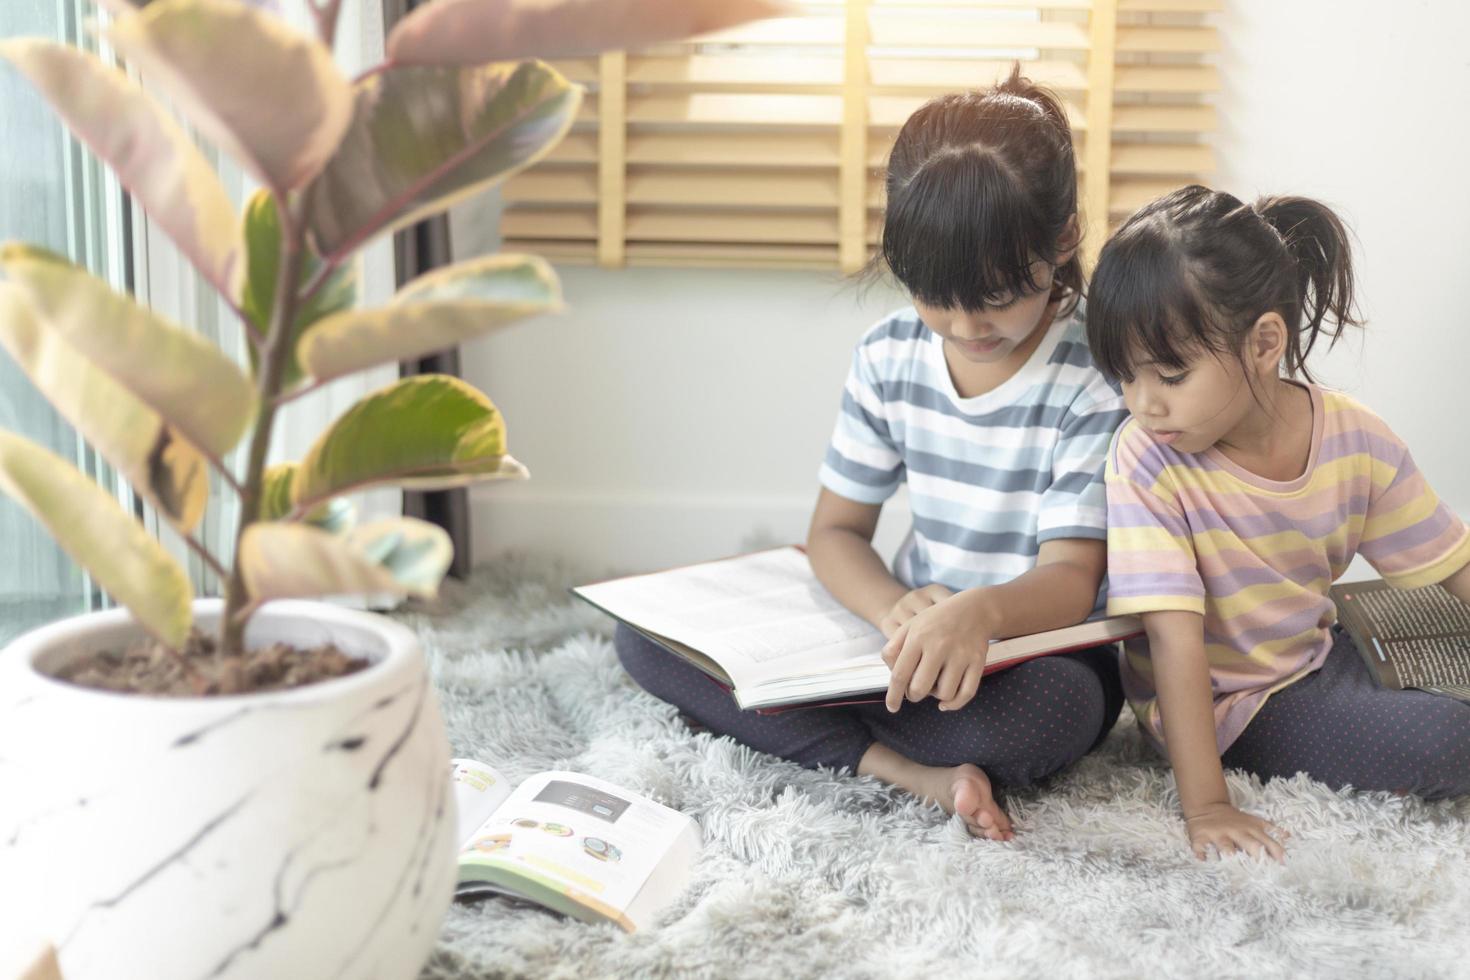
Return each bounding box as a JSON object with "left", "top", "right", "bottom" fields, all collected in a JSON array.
[{"left": 450, "top": 760, "right": 702, "bottom": 932}]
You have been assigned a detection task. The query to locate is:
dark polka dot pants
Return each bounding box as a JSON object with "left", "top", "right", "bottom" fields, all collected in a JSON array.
[
  {"left": 1222, "top": 626, "right": 1470, "bottom": 800},
  {"left": 613, "top": 623, "right": 1124, "bottom": 789}
]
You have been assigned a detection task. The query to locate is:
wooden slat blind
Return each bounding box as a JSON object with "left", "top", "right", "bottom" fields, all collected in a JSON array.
[
  {"left": 1106, "top": 0, "right": 1220, "bottom": 258},
  {"left": 498, "top": 0, "right": 1219, "bottom": 272}
]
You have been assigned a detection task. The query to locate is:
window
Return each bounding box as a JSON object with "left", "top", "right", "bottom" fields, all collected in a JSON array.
[
  {"left": 0, "top": 0, "right": 132, "bottom": 642},
  {"left": 498, "top": 0, "right": 1218, "bottom": 272}
]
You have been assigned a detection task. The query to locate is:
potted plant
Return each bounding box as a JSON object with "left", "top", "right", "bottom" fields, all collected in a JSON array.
[{"left": 0, "top": 0, "right": 778, "bottom": 976}]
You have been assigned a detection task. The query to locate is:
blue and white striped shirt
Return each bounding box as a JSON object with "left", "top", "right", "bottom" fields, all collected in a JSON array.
[{"left": 819, "top": 307, "right": 1126, "bottom": 606}]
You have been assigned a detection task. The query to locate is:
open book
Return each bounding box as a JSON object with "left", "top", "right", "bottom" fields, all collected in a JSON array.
[
  {"left": 450, "top": 760, "right": 701, "bottom": 932},
  {"left": 573, "top": 546, "right": 1143, "bottom": 711},
  {"left": 1330, "top": 578, "right": 1470, "bottom": 701}
]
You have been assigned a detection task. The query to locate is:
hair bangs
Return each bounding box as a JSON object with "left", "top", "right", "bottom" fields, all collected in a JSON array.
[
  {"left": 1087, "top": 218, "right": 1212, "bottom": 383},
  {"left": 881, "top": 146, "right": 1054, "bottom": 312}
]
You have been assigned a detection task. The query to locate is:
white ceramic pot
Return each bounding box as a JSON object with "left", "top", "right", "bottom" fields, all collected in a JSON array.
[{"left": 0, "top": 599, "right": 456, "bottom": 980}]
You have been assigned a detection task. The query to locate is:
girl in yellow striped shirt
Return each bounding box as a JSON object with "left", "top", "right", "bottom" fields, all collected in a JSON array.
[{"left": 1086, "top": 186, "right": 1470, "bottom": 862}]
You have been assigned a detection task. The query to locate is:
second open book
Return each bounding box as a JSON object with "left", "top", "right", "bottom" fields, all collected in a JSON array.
[{"left": 573, "top": 546, "right": 1142, "bottom": 711}]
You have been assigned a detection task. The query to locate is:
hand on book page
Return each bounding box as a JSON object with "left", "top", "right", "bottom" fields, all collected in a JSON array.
[
  {"left": 877, "top": 583, "right": 955, "bottom": 637},
  {"left": 881, "top": 588, "right": 995, "bottom": 713},
  {"left": 575, "top": 546, "right": 1140, "bottom": 712}
]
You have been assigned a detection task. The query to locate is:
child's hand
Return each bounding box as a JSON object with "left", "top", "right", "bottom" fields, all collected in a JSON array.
[
  {"left": 878, "top": 584, "right": 955, "bottom": 638},
  {"left": 1184, "top": 802, "right": 1289, "bottom": 862},
  {"left": 880, "top": 588, "right": 992, "bottom": 713}
]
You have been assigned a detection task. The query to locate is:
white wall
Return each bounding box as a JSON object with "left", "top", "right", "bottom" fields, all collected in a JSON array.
[
  {"left": 460, "top": 266, "right": 911, "bottom": 576},
  {"left": 463, "top": 0, "right": 1470, "bottom": 577},
  {"left": 1211, "top": 0, "right": 1470, "bottom": 518}
]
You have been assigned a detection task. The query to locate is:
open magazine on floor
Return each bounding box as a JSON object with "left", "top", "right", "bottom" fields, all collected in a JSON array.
[
  {"left": 572, "top": 546, "right": 1143, "bottom": 711},
  {"left": 1330, "top": 578, "right": 1470, "bottom": 701},
  {"left": 450, "top": 759, "right": 701, "bottom": 932}
]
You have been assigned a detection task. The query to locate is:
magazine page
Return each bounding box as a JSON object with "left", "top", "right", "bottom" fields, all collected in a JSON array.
[
  {"left": 574, "top": 547, "right": 887, "bottom": 691},
  {"left": 450, "top": 758, "right": 515, "bottom": 846},
  {"left": 1346, "top": 582, "right": 1470, "bottom": 640},
  {"left": 456, "top": 771, "right": 700, "bottom": 932},
  {"left": 1333, "top": 581, "right": 1470, "bottom": 701}
]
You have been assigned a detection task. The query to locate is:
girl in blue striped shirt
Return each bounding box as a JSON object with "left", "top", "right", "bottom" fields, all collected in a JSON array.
[{"left": 617, "top": 69, "right": 1127, "bottom": 839}]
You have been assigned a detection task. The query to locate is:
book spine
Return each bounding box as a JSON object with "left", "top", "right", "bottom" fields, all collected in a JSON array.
[{"left": 1332, "top": 586, "right": 1404, "bottom": 690}]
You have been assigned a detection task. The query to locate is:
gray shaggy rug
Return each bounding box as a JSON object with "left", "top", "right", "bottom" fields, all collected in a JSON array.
[{"left": 397, "top": 557, "right": 1470, "bottom": 980}]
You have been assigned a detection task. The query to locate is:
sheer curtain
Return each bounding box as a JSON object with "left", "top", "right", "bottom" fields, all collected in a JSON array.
[
  {"left": 0, "top": 0, "right": 130, "bottom": 644},
  {"left": 1, "top": 1, "right": 399, "bottom": 643}
]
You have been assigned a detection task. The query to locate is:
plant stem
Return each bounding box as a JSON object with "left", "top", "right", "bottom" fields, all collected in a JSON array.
[
  {"left": 215, "top": 11, "right": 343, "bottom": 682},
  {"left": 217, "top": 188, "right": 312, "bottom": 666},
  {"left": 230, "top": 598, "right": 265, "bottom": 628},
  {"left": 182, "top": 532, "right": 230, "bottom": 582},
  {"left": 310, "top": 0, "right": 343, "bottom": 48},
  {"left": 203, "top": 448, "right": 246, "bottom": 498},
  {"left": 297, "top": 259, "right": 338, "bottom": 308},
  {"left": 273, "top": 376, "right": 329, "bottom": 408}
]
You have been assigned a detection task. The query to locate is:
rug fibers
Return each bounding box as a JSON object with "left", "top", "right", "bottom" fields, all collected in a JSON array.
[{"left": 395, "top": 556, "right": 1470, "bottom": 980}]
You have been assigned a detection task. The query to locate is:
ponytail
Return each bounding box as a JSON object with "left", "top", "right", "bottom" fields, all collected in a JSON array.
[{"left": 1253, "top": 196, "right": 1360, "bottom": 378}]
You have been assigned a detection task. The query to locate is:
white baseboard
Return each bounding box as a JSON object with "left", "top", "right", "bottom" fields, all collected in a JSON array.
[{"left": 469, "top": 489, "right": 911, "bottom": 577}]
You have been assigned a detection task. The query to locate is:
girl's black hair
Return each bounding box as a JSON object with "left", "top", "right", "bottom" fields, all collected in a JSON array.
[
  {"left": 867, "top": 64, "right": 1082, "bottom": 314},
  {"left": 1087, "top": 184, "right": 1360, "bottom": 385}
]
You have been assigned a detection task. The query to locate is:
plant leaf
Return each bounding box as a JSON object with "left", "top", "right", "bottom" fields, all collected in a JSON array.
[
  {"left": 242, "top": 189, "right": 357, "bottom": 388},
  {"left": 260, "top": 463, "right": 296, "bottom": 521},
  {"left": 293, "top": 375, "right": 526, "bottom": 510},
  {"left": 93, "top": 0, "right": 143, "bottom": 16},
  {"left": 0, "top": 39, "right": 242, "bottom": 298},
  {"left": 306, "top": 60, "right": 579, "bottom": 260},
  {"left": 386, "top": 0, "right": 789, "bottom": 66},
  {"left": 0, "top": 244, "right": 257, "bottom": 458},
  {"left": 0, "top": 285, "right": 208, "bottom": 530},
  {"left": 0, "top": 429, "right": 192, "bottom": 648},
  {"left": 97, "top": 0, "right": 284, "bottom": 13},
  {"left": 259, "top": 461, "right": 356, "bottom": 532},
  {"left": 239, "top": 518, "right": 451, "bottom": 601},
  {"left": 105, "top": 0, "right": 353, "bottom": 192},
  {"left": 298, "top": 254, "right": 558, "bottom": 382}
]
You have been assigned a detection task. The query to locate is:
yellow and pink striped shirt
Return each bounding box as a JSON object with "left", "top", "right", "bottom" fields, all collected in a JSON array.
[{"left": 1105, "top": 383, "right": 1470, "bottom": 752}]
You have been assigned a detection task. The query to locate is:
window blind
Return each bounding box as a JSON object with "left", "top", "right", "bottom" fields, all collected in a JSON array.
[{"left": 498, "top": 0, "right": 1218, "bottom": 272}]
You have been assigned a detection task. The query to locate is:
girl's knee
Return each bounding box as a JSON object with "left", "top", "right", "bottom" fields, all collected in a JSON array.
[
  {"left": 985, "top": 739, "right": 1088, "bottom": 789},
  {"left": 613, "top": 624, "right": 671, "bottom": 692},
  {"left": 1005, "top": 652, "right": 1120, "bottom": 743},
  {"left": 1334, "top": 698, "right": 1470, "bottom": 799},
  {"left": 975, "top": 659, "right": 1120, "bottom": 787},
  {"left": 1395, "top": 708, "right": 1470, "bottom": 800}
]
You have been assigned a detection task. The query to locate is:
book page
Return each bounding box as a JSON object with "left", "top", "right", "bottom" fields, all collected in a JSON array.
[
  {"left": 1333, "top": 581, "right": 1470, "bottom": 701},
  {"left": 456, "top": 771, "right": 699, "bottom": 931},
  {"left": 574, "top": 548, "right": 886, "bottom": 689},
  {"left": 1381, "top": 637, "right": 1470, "bottom": 691},
  {"left": 1349, "top": 584, "right": 1470, "bottom": 639},
  {"left": 450, "top": 758, "right": 514, "bottom": 847}
]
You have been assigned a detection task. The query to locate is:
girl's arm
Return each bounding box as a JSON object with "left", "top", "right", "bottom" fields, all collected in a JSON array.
[
  {"left": 1439, "top": 559, "right": 1470, "bottom": 606},
  {"left": 947, "top": 537, "right": 1104, "bottom": 638},
  {"left": 1145, "top": 609, "right": 1287, "bottom": 862},
  {"left": 806, "top": 488, "right": 909, "bottom": 627}
]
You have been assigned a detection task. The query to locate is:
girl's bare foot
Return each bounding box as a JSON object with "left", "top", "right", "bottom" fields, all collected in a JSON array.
[
  {"left": 858, "top": 745, "right": 1014, "bottom": 841},
  {"left": 944, "top": 763, "right": 1014, "bottom": 841}
]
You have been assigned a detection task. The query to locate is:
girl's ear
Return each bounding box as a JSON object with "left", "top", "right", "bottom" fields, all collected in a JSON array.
[
  {"left": 1055, "top": 215, "right": 1081, "bottom": 265},
  {"left": 1249, "top": 312, "right": 1288, "bottom": 371}
]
